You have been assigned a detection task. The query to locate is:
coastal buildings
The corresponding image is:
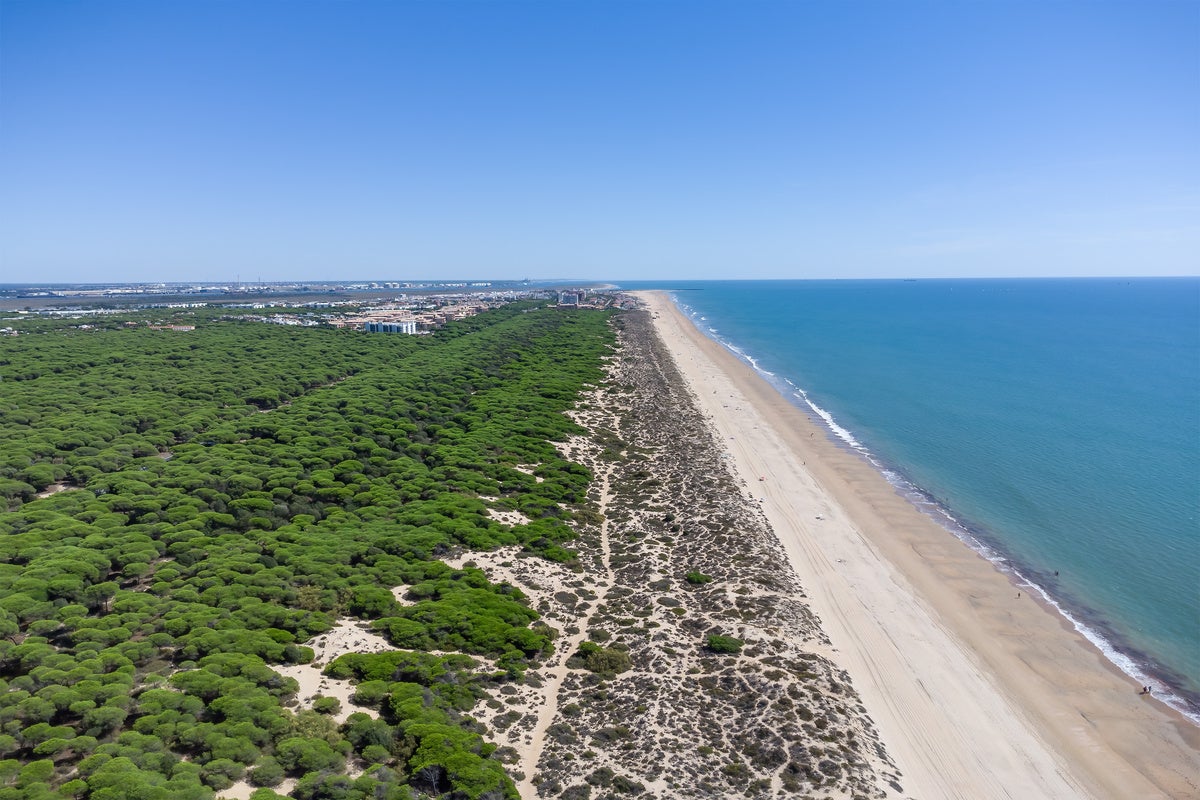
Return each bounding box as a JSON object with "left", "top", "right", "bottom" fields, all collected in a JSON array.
[{"left": 364, "top": 320, "right": 417, "bottom": 334}]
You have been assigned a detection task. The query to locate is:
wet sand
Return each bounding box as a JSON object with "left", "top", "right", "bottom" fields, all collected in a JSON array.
[{"left": 639, "top": 290, "right": 1200, "bottom": 800}]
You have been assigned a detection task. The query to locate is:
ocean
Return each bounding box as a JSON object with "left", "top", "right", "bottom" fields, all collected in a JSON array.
[{"left": 619, "top": 278, "right": 1200, "bottom": 721}]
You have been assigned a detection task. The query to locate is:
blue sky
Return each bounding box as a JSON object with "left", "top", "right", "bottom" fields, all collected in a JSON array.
[{"left": 1, "top": 0, "right": 1196, "bottom": 282}]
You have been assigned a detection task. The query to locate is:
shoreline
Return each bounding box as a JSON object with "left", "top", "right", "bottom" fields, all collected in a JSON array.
[
  {"left": 707, "top": 308, "right": 1200, "bottom": 721},
  {"left": 637, "top": 290, "right": 1200, "bottom": 799}
]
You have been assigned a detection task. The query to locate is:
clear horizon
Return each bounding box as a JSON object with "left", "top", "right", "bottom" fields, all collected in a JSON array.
[
  {"left": 2, "top": 0, "right": 1197, "bottom": 283},
  {"left": 3, "top": 275, "right": 1200, "bottom": 288}
]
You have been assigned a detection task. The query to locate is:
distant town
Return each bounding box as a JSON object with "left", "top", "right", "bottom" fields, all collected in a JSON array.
[{"left": 0, "top": 279, "right": 631, "bottom": 335}]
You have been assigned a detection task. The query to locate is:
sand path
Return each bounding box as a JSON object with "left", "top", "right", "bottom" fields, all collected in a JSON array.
[
  {"left": 217, "top": 620, "right": 391, "bottom": 800},
  {"left": 35, "top": 481, "right": 71, "bottom": 499},
  {"left": 639, "top": 290, "right": 1199, "bottom": 800},
  {"left": 515, "top": 452, "right": 618, "bottom": 796}
]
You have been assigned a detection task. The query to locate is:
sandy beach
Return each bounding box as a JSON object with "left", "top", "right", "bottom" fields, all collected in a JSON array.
[{"left": 637, "top": 290, "right": 1200, "bottom": 800}]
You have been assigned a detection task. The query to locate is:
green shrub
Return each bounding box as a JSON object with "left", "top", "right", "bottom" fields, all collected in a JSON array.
[
  {"left": 570, "top": 641, "right": 631, "bottom": 676},
  {"left": 705, "top": 635, "right": 743, "bottom": 654},
  {"left": 248, "top": 756, "right": 284, "bottom": 787},
  {"left": 312, "top": 695, "right": 341, "bottom": 715},
  {"left": 361, "top": 744, "right": 391, "bottom": 764}
]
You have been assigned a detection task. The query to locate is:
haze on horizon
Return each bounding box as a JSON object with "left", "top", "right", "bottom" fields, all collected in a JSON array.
[{"left": 1, "top": 0, "right": 1196, "bottom": 284}]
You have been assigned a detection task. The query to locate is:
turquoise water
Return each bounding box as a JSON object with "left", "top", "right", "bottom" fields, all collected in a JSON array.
[{"left": 620, "top": 278, "right": 1200, "bottom": 720}]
